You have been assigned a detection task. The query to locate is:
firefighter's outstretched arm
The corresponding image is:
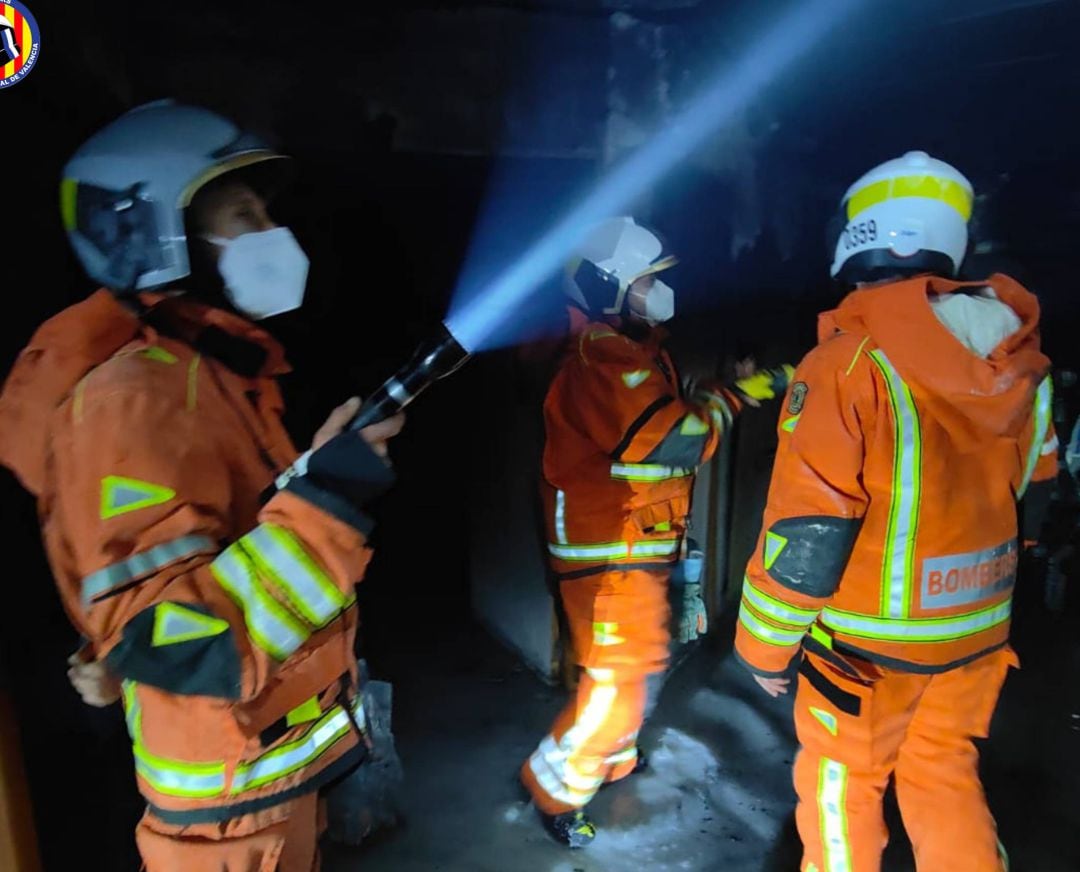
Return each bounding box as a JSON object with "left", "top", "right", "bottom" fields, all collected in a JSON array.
[{"left": 735, "top": 335, "right": 874, "bottom": 682}]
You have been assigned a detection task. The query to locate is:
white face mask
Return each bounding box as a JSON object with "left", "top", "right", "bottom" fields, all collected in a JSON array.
[
  {"left": 203, "top": 228, "right": 310, "bottom": 320},
  {"left": 628, "top": 278, "right": 675, "bottom": 324}
]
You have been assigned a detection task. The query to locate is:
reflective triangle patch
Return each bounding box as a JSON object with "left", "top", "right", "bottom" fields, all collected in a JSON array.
[
  {"left": 781, "top": 414, "right": 801, "bottom": 434},
  {"left": 764, "top": 531, "right": 788, "bottom": 570},
  {"left": 809, "top": 706, "right": 838, "bottom": 737},
  {"left": 622, "top": 369, "right": 651, "bottom": 389},
  {"left": 101, "top": 475, "right": 176, "bottom": 520},
  {"left": 681, "top": 413, "right": 709, "bottom": 436},
  {"left": 152, "top": 602, "right": 230, "bottom": 647}
]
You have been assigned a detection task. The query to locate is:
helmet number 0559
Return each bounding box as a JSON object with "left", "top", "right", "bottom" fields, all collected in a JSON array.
[{"left": 843, "top": 220, "right": 877, "bottom": 250}]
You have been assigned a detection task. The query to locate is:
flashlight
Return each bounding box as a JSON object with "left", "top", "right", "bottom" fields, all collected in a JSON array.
[{"left": 348, "top": 322, "right": 471, "bottom": 431}]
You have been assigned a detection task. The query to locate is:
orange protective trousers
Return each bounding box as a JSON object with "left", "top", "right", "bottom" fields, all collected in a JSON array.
[
  {"left": 794, "top": 647, "right": 1016, "bottom": 872},
  {"left": 135, "top": 793, "right": 325, "bottom": 872},
  {"left": 521, "top": 568, "right": 670, "bottom": 814}
]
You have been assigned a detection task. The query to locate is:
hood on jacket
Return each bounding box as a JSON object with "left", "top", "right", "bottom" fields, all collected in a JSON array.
[{"left": 819, "top": 273, "right": 1050, "bottom": 450}]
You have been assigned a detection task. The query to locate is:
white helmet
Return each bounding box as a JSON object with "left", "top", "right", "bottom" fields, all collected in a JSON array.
[
  {"left": 565, "top": 216, "right": 678, "bottom": 317},
  {"left": 60, "top": 100, "right": 292, "bottom": 292},
  {"left": 829, "top": 150, "right": 973, "bottom": 283}
]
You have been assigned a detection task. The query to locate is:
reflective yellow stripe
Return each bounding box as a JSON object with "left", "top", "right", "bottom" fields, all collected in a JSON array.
[
  {"left": 742, "top": 577, "right": 819, "bottom": 628},
  {"left": 240, "top": 524, "right": 345, "bottom": 627},
  {"left": 820, "top": 600, "right": 1011, "bottom": 643},
  {"left": 1018, "top": 376, "right": 1052, "bottom": 499},
  {"left": 122, "top": 681, "right": 227, "bottom": 799},
  {"left": 810, "top": 623, "right": 833, "bottom": 650},
  {"left": 818, "top": 757, "right": 853, "bottom": 872},
  {"left": 869, "top": 350, "right": 922, "bottom": 619},
  {"left": 547, "top": 539, "right": 680, "bottom": 562},
  {"left": 610, "top": 463, "right": 693, "bottom": 481},
  {"left": 287, "top": 696, "right": 323, "bottom": 727},
  {"left": 847, "top": 173, "right": 973, "bottom": 221},
  {"left": 738, "top": 601, "right": 806, "bottom": 647},
  {"left": 211, "top": 543, "right": 310, "bottom": 661},
  {"left": 231, "top": 701, "right": 358, "bottom": 794}
]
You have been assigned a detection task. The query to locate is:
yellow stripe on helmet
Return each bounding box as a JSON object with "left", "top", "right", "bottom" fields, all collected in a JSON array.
[{"left": 847, "top": 174, "right": 973, "bottom": 222}]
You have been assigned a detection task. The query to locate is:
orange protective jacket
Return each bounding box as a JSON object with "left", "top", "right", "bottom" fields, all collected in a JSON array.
[
  {"left": 0, "top": 290, "right": 379, "bottom": 826},
  {"left": 542, "top": 310, "right": 740, "bottom": 578},
  {"left": 735, "top": 275, "right": 1056, "bottom": 676}
]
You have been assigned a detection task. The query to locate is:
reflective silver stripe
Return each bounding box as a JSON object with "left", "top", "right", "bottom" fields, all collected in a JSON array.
[
  {"left": 1018, "top": 376, "right": 1052, "bottom": 499},
  {"left": 231, "top": 703, "right": 354, "bottom": 793},
  {"left": 81, "top": 534, "right": 218, "bottom": 606},
  {"left": 630, "top": 540, "right": 680, "bottom": 558},
  {"left": 869, "top": 350, "right": 922, "bottom": 619},
  {"left": 211, "top": 545, "right": 309, "bottom": 661},
  {"left": 555, "top": 490, "right": 568, "bottom": 545},
  {"left": 820, "top": 600, "right": 1011, "bottom": 642},
  {"left": 742, "top": 578, "right": 819, "bottom": 628},
  {"left": 819, "top": 758, "right": 852, "bottom": 872},
  {"left": 134, "top": 748, "right": 227, "bottom": 799},
  {"left": 547, "top": 539, "right": 680, "bottom": 562},
  {"left": 738, "top": 601, "right": 806, "bottom": 647},
  {"left": 240, "top": 525, "right": 345, "bottom": 627},
  {"left": 124, "top": 680, "right": 227, "bottom": 798},
  {"left": 610, "top": 463, "right": 693, "bottom": 481}
]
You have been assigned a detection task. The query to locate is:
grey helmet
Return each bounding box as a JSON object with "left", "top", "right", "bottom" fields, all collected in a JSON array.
[{"left": 60, "top": 100, "right": 292, "bottom": 292}]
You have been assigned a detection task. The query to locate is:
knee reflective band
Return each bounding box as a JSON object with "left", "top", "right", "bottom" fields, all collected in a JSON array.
[{"left": 818, "top": 757, "right": 853, "bottom": 872}]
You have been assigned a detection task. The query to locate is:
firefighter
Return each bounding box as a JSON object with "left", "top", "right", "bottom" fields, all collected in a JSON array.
[
  {"left": 0, "top": 100, "right": 403, "bottom": 870},
  {"left": 736, "top": 151, "right": 1057, "bottom": 871},
  {"left": 521, "top": 216, "right": 790, "bottom": 846}
]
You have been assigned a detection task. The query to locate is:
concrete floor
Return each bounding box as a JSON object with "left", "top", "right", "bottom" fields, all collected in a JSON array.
[{"left": 325, "top": 586, "right": 1080, "bottom": 872}]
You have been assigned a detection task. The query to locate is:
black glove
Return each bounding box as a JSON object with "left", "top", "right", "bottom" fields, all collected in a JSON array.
[{"left": 279, "top": 433, "right": 396, "bottom": 534}]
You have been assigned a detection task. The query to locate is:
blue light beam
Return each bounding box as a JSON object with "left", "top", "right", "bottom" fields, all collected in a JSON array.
[{"left": 445, "top": 0, "right": 863, "bottom": 352}]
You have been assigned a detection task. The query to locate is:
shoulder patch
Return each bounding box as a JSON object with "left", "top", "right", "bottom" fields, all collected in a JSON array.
[{"left": 788, "top": 382, "right": 808, "bottom": 414}]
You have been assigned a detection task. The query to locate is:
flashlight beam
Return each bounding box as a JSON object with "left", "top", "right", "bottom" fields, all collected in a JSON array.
[{"left": 445, "top": 0, "right": 863, "bottom": 352}]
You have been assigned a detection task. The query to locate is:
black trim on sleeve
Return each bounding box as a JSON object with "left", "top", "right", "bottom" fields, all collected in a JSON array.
[
  {"left": 283, "top": 477, "right": 375, "bottom": 537},
  {"left": 106, "top": 603, "right": 242, "bottom": 699},
  {"left": 612, "top": 395, "right": 674, "bottom": 461}
]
